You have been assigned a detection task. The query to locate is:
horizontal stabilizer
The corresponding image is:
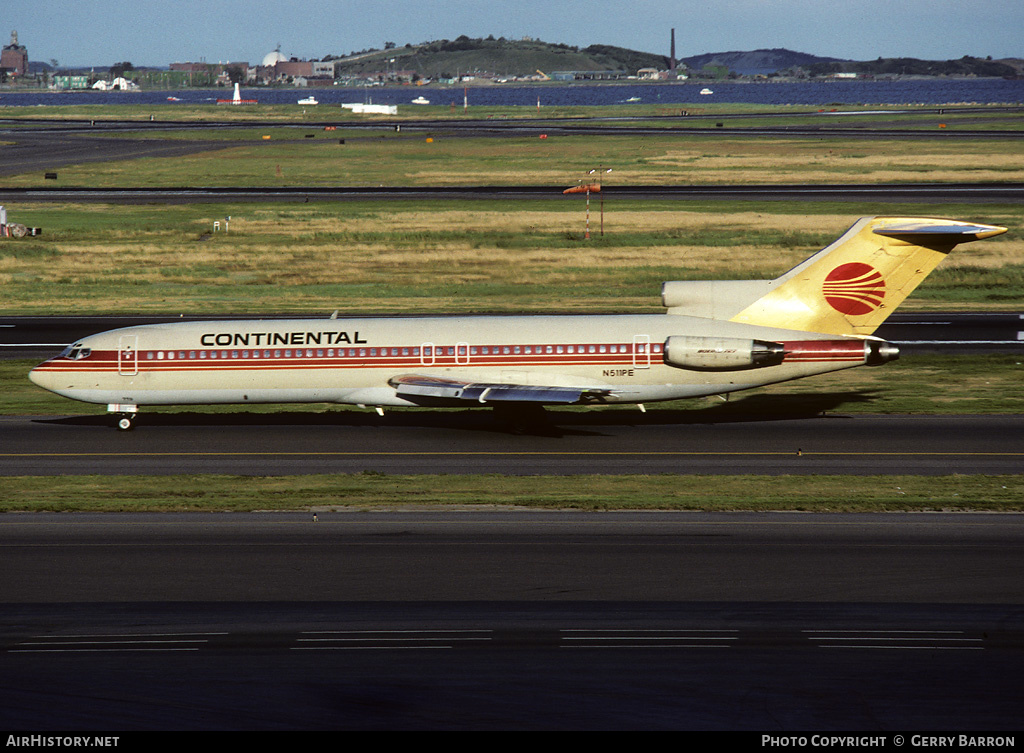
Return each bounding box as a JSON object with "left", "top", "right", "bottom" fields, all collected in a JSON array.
[{"left": 873, "top": 222, "right": 1007, "bottom": 241}]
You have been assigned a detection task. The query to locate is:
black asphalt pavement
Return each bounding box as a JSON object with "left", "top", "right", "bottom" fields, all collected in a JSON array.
[{"left": 2, "top": 412, "right": 1022, "bottom": 476}]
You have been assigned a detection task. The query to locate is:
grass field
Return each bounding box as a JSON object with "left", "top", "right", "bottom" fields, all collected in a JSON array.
[
  {"left": 1, "top": 473, "right": 1021, "bottom": 513},
  {"left": 2, "top": 200, "right": 1021, "bottom": 314}
]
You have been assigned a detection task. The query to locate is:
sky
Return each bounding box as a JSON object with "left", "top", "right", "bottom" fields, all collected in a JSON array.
[{"left": 4, "top": 0, "right": 1023, "bottom": 68}]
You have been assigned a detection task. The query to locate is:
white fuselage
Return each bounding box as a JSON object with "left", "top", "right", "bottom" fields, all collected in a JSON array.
[{"left": 29, "top": 313, "right": 885, "bottom": 409}]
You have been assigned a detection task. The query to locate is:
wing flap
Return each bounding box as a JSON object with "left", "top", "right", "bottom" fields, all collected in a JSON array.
[{"left": 389, "top": 374, "right": 612, "bottom": 404}]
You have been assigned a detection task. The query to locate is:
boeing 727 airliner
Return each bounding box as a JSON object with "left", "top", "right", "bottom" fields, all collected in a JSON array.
[{"left": 29, "top": 216, "right": 1007, "bottom": 430}]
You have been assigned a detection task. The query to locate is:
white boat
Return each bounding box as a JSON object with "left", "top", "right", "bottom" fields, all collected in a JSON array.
[
  {"left": 411, "top": 96, "right": 430, "bottom": 105},
  {"left": 298, "top": 96, "right": 319, "bottom": 105},
  {"left": 700, "top": 88, "right": 714, "bottom": 95}
]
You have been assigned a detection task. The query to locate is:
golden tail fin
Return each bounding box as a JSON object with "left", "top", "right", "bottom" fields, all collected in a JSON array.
[{"left": 729, "top": 217, "right": 1007, "bottom": 336}]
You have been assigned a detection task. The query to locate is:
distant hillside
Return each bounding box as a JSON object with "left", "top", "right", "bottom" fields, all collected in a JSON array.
[
  {"left": 808, "top": 56, "right": 1022, "bottom": 78},
  {"left": 680, "top": 49, "right": 1023, "bottom": 78},
  {"left": 681, "top": 48, "right": 845, "bottom": 76},
  {"left": 325, "top": 40, "right": 1023, "bottom": 81},
  {"left": 330, "top": 37, "right": 667, "bottom": 79}
]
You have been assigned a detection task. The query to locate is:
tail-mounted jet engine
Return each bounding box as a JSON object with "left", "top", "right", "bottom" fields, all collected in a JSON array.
[
  {"left": 663, "top": 335, "right": 899, "bottom": 371},
  {"left": 663, "top": 336, "right": 786, "bottom": 371}
]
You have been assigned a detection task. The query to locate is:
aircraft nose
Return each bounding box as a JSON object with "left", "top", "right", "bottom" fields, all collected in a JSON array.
[{"left": 28, "top": 361, "right": 57, "bottom": 392}]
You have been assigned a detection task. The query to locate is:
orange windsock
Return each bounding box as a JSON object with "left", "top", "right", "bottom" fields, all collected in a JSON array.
[{"left": 562, "top": 184, "right": 600, "bottom": 194}]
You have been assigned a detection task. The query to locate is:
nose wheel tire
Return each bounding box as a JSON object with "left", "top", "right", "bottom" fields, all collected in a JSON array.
[{"left": 115, "top": 415, "right": 135, "bottom": 431}]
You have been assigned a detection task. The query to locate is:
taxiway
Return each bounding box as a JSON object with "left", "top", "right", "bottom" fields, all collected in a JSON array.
[
  {"left": 1, "top": 512, "right": 1022, "bottom": 730},
  {"left": 2, "top": 412, "right": 1022, "bottom": 476}
]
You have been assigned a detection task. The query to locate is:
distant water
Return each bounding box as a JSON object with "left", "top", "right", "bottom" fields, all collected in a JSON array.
[{"left": 2, "top": 79, "right": 1023, "bottom": 108}]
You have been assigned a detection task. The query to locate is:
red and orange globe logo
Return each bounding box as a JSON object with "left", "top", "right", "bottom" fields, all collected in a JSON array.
[{"left": 823, "top": 263, "right": 886, "bottom": 315}]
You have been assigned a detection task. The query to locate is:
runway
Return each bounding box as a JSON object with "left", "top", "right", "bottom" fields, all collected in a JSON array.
[
  {"left": 0, "top": 132, "right": 234, "bottom": 178},
  {"left": 1, "top": 512, "right": 1023, "bottom": 730},
  {"left": 5, "top": 111, "right": 1024, "bottom": 140},
  {"left": 2, "top": 412, "right": 1022, "bottom": 476},
  {"left": 3, "top": 183, "right": 1024, "bottom": 204}
]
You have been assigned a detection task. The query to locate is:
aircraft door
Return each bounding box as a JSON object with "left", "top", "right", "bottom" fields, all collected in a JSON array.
[
  {"left": 118, "top": 335, "right": 138, "bottom": 376},
  {"left": 420, "top": 342, "right": 435, "bottom": 366},
  {"left": 633, "top": 334, "right": 651, "bottom": 369}
]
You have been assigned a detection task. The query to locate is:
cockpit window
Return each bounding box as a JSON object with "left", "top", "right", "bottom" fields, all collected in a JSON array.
[{"left": 60, "top": 344, "right": 92, "bottom": 360}]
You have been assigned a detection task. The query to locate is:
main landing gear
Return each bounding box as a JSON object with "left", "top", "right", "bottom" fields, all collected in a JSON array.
[{"left": 107, "top": 403, "right": 138, "bottom": 431}]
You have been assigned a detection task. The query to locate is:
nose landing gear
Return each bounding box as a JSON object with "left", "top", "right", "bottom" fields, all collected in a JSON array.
[{"left": 107, "top": 403, "right": 138, "bottom": 431}]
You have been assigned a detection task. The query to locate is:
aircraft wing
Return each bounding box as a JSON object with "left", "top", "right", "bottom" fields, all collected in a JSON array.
[{"left": 388, "top": 374, "right": 616, "bottom": 404}]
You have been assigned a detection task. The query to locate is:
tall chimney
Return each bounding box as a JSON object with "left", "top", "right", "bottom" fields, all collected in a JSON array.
[{"left": 670, "top": 28, "right": 677, "bottom": 74}]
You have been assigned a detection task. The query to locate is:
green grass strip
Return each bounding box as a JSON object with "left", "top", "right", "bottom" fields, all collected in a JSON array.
[{"left": 0, "top": 473, "right": 1021, "bottom": 512}]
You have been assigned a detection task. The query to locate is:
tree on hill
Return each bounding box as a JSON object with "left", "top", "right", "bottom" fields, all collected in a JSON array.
[{"left": 110, "top": 61, "right": 134, "bottom": 78}]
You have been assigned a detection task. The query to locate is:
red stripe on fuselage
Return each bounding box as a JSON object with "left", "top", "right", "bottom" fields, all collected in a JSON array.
[{"left": 33, "top": 343, "right": 655, "bottom": 373}]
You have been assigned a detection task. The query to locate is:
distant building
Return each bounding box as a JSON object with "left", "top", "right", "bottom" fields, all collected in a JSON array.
[
  {"left": 357, "top": 68, "right": 418, "bottom": 84},
  {"left": 551, "top": 70, "right": 626, "bottom": 81},
  {"left": 251, "top": 51, "right": 314, "bottom": 84},
  {"left": 53, "top": 75, "right": 90, "bottom": 90},
  {"left": 92, "top": 76, "right": 139, "bottom": 91},
  {"left": 274, "top": 60, "right": 313, "bottom": 79},
  {"left": 169, "top": 62, "right": 210, "bottom": 73},
  {"left": 341, "top": 103, "right": 397, "bottom": 115},
  {"left": 261, "top": 50, "right": 288, "bottom": 67},
  {"left": 293, "top": 76, "right": 333, "bottom": 88},
  {"left": 1, "top": 30, "right": 28, "bottom": 77},
  {"left": 312, "top": 61, "right": 337, "bottom": 79}
]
